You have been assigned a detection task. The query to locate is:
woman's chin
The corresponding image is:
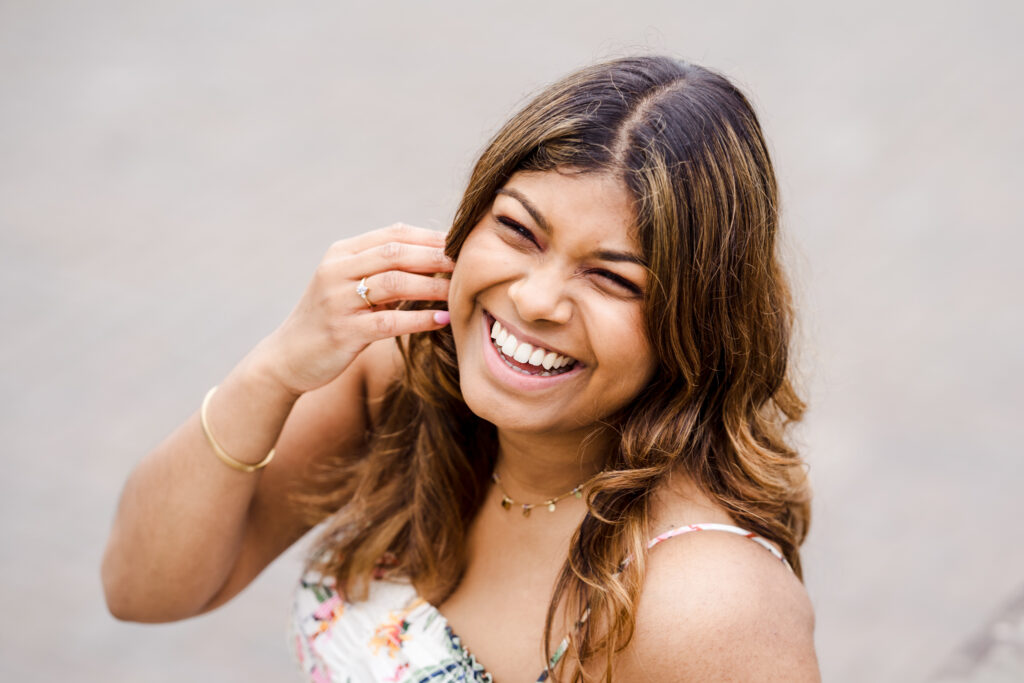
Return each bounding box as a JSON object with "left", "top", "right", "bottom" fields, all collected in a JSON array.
[{"left": 458, "top": 387, "right": 592, "bottom": 438}]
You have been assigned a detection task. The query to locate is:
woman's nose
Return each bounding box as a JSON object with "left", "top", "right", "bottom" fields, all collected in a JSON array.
[{"left": 507, "top": 265, "right": 573, "bottom": 324}]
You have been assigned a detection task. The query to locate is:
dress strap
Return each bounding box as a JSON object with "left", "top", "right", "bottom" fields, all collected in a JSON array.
[
  {"left": 648, "top": 523, "right": 792, "bottom": 571},
  {"left": 538, "top": 522, "right": 791, "bottom": 681}
]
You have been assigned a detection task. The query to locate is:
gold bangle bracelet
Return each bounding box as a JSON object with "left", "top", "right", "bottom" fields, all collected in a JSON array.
[{"left": 200, "top": 386, "right": 276, "bottom": 473}]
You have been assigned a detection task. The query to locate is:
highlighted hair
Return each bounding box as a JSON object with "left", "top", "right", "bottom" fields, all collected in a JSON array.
[{"left": 304, "top": 55, "right": 810, "bottom": 681}]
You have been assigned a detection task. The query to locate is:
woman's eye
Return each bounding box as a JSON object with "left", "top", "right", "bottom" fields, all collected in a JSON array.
[
  {"left": 594, "top": 270, "right": 642, "bottom": 296},
  {"left": 496, "top": 216, "right": 537, "bottom": 244}
]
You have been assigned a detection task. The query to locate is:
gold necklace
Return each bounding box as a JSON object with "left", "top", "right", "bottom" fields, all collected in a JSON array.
[{"left": 491, "top": 471, "right": 586, "bottom": 517}]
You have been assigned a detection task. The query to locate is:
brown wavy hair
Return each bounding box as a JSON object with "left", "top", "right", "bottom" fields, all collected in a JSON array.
[{"left": 304, "top": 55, "right": 811, "bottom": 681}]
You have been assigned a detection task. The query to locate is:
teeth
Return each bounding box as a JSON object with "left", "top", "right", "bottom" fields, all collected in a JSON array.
[
  {"left": 500, "top": 334, "right": 518, "bottom": 357},
  {"left": 489, "top": 316, "right": 577, "bottom": 371},
  {"left": 513, "top": 343, "right": 533, "bottom": 363}
]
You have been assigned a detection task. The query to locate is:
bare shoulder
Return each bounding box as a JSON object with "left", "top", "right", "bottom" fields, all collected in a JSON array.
[
  {"left": 246, "top": 336, "right": 402, "bottom": 521},
  {"left": 615, "top": 528, "right": 819, "bottom": 681},
  {"left": 277, "top": 336, "right": 400, "bottom": 447}
]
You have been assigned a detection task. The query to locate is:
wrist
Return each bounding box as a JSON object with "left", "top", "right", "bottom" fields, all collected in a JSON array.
[{"left": 237, "top": 339, "right": 305, "bottom": 404}]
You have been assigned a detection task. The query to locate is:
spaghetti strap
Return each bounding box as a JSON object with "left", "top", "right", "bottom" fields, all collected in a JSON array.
[
  {"left": 648, "top": 523, "right": 792, "bottom": 571},
  {"left": 537, "top": 523, "right": 791, "bottom": 681}
]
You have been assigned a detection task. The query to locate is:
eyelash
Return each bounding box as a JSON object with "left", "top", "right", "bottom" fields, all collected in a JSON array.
[
  {"left": 495, "top": 215, "right": 642, "bottom": 296},
  {"left": 497, "top": 215, "right": 535, "bottom": 243}
]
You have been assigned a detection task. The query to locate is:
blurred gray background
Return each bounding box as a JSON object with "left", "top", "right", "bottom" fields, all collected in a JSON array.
[{"left": 2, "top": 1, "right": 1022, "bottom": 681}]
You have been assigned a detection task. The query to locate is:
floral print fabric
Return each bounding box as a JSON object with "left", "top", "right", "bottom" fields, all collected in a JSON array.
[
  {"left": 291, "top": 576, "right": 499, "bottom": 683},
  {"left": 289, "top": 523, "right": 787, "bottom": 682},
  {"left": 645, "top": 522, "right": 791, "bottom": 569}
]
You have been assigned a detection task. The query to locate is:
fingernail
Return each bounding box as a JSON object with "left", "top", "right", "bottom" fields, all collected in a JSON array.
[{"left": 433, "top": 310, "right": 451, "bottom": 325}]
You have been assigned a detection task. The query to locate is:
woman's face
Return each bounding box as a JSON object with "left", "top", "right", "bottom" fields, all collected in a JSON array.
[{"left": 448, "top": 169, "right": 657, "bottom": 438}]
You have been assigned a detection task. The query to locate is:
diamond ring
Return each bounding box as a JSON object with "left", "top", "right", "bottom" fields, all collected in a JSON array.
[{"left": 356, "top": 277, "right": 374, "bottom": 308}]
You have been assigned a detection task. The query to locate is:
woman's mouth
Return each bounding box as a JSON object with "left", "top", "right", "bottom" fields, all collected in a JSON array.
[{"left": 485, "top": 313, "right": 579, "bottom": 377}]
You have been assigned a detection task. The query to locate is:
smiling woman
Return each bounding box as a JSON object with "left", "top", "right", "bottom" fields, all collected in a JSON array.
[
  {"left": 102, "top": 55, "right": 818, "bottom": 682},
  {"left": 450, "top": 171, "right": 656, "bottom": 435}
]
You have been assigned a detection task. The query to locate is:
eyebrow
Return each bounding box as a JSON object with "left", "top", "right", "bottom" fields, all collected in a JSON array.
[
  {"left": 495, "top": 187, "right": 648, "bottom": 267},
  {"left": 496, "top": 188, "right": 549, "bottom": 232}
]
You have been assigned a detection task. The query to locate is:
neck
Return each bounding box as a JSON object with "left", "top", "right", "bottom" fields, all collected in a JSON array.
[{"left": 494, "top": 426, "right": 610, "bottom": 501}]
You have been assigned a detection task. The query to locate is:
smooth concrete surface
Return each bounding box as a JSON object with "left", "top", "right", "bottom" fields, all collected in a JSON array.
[{"left": 1, "top": 2, "right": 1022, "bottom": 681}]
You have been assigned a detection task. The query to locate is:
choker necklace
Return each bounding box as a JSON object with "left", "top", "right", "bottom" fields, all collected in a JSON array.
[{"left": 491, "top": 471, "right": 585, "bottom": 517}]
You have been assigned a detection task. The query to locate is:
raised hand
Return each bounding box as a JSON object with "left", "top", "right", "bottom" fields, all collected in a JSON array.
[{"left": 256, "top": 223, "right": 454, "bottom": 396}]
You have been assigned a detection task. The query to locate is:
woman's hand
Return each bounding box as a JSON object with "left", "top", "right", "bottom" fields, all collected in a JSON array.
[
  {"left": 102, "top": 223, "right": 450, "bottom": 622},
  {"left": 255, "top": 223, "right": 454, "bottom": 397}
]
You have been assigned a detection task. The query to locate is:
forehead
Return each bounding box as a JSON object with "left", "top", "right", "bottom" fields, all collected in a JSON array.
[{"left": 497, "top": 170, "right": 637, "bottom": 247}]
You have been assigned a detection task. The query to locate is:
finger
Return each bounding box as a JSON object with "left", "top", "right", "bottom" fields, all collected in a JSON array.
[
  {"left": 348, "top": 242, "right": 454, "bottom": 279},
  {"left": 330, "top": 223, "right": 449, "bottom": 257},
  {"left": 353, "top": 271, "right": 450, "bottom": 308},
  {"left": 358, "top": 308, "right": 451, "bottom": 341}
]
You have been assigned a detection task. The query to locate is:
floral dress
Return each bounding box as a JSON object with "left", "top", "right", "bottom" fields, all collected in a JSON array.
[{"left": 289, "top": 523, "right": 789, "bottom": 682}]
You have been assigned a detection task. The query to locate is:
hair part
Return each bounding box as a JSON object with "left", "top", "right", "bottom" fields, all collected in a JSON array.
[{"left": 302, "top": 55, "right": 810, "bottom": 682}]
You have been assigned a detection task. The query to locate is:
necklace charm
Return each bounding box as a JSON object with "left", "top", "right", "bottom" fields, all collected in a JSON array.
[{"left": 491, "top": 471, "right": 591, "bottom": 518}]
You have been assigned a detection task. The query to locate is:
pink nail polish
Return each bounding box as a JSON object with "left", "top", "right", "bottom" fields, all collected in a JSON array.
[{"left": 433, "top": 310, "right": 450, "bottom": 325}]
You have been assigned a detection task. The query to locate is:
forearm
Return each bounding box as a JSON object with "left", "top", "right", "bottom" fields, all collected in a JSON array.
[
  {"left": 101, "top": 346, "right": 299, "bottom": 622},
  {"left": 101, "top": 225, "right": 453, "bottom": 622}
]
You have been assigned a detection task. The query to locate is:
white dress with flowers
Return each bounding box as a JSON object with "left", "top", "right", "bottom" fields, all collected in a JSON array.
[{"left": 288, "top": 523, "right": 789, "bottom": 682}]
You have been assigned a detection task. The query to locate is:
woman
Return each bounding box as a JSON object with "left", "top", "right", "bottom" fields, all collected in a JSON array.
[{"left": 102, "top": 55, "right": 819, "bottom": 681}]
